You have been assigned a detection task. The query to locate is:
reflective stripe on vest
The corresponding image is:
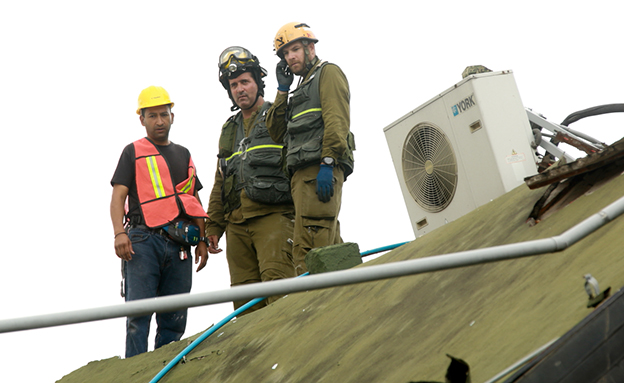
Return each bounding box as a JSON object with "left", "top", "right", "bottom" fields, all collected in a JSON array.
[
  {"left": 133, "top": 138, "right": 207, "bottom": 228},
  {"left": 291, "top": 108, "right": 322, "bottom": 120},
  {"left": 226, "top": 144, "right": 284, "bottom": 162},
  {"left": 179, "top": 167, "right": 196, "bottom": 194},
  {"left": 146, "top": 155, "right": 167, "bottom": 198}
]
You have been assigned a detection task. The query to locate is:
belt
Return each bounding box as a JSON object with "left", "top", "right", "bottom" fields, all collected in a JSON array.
[{"left": 128, "top": 224, "right": 169, "bottom": 238}]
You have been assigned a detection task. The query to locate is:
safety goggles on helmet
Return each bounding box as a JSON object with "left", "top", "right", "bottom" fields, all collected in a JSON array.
[{"left": 219, "top": 46, "right": 257, "bottom": 76}]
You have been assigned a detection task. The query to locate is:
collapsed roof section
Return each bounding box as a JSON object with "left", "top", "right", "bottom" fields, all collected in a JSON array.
[{"left": 525, "top": 106, "right": 624, "bottom": 224}]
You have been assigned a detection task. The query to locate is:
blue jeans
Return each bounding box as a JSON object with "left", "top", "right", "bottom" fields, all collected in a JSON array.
[{"left": 124, "top": 227, "right": 192, "bottom": 358}]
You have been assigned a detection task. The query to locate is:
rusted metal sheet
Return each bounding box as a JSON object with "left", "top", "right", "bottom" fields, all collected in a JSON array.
[{"left": 525, "top": 138, "right": 624, "bottom": 190}]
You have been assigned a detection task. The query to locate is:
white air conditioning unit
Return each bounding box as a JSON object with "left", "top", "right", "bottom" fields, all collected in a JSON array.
[{"left": 383, "top": 70, "right": 538, "bottom": 236}]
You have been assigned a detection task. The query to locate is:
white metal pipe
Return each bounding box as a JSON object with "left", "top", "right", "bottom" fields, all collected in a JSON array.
[
  {"left": 2, "top": 196, "right": 624, "bottom": 334},
  {"left": 526, "top": 109, "right": 603, "bottom": 150},
  {"left": 539, "top": 140, "right": 577, "bottom": 163}
]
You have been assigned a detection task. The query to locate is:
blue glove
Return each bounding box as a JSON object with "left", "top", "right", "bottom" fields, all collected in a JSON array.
[
  {"left": 316, "top": 164, "right": 334, "bottom": 202},
  {"left": 276, "top": 59, "right": 293, "bottom": 92}
]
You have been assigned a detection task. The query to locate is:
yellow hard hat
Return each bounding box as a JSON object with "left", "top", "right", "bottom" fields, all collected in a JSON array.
[
  {"left": 274, "top": 22, "right": 318, "bottom": 58},
  {"left": 136, "top": 86, "right": 174, "bottom": 115}
]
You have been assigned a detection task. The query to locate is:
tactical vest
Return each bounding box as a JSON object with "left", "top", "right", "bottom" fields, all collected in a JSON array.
[
  {"left": 217, "top": 102, "right": 292, "bottom": 213},
  {"left": 133, "top": 138, "right": 208, "bottom": 228},
  {"left": 286, "top": 61, "right": 355, "bottom": 178}
]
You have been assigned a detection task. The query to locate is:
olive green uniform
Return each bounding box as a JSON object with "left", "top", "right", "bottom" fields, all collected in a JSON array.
[
  {"left": 266, "top": 57, "right": 354, "bottom": 275},
  {"left": 206, "top": 103, "right": 295, "bottom": 313}
]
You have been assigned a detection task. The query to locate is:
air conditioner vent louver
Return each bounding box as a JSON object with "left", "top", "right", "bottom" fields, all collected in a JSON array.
[{"left": 402, "top": 123, "right": 458, "bottom": 213}]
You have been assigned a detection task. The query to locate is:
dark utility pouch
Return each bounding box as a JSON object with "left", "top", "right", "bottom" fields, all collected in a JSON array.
[
  {"left": 245, "top": 176, "right": 293, "bottom": 205},
  {"left": 163, "top": 221, "right": 200, "bottom": 246}
]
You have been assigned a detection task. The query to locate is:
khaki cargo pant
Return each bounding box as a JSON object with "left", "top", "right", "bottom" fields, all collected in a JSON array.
[
  {"left": 291, "top": 164, "right": 344, "bottom": 275},
  {"left": 226, "top": 212, "right": 295, "bottom": 315}
]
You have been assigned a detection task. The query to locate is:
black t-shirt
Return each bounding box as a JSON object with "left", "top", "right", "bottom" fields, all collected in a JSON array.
[{"left": 111, "top": 139, "right": 203, "bottom": 225}]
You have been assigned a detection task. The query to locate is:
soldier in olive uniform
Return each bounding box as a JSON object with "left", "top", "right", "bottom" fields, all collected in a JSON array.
[
  {"left": 206, "top": 46, "right": 296, "bottom": 314},
  {"left": 266, "top": 23, "right": 355, "bottom": 275}
]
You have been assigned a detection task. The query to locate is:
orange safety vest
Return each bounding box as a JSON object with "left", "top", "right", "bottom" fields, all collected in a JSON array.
[{"left": 133, "top": 138, "right": 208, "bottom": 228}]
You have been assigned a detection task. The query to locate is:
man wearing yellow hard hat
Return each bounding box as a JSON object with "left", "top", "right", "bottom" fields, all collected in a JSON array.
[
  {"left": 109, "top": 86, "right": 209, "bottom": 357},
  {"left": 204, "top": 47, "right": 296, "bottom": 315},
  {"left": 266, "top": 22, "right": 355, "bottom": 275}
]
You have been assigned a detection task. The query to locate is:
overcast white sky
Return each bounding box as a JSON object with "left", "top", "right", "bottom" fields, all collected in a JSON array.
[{"left": 1, "top": 1, "right": 622, "bottom": 381}]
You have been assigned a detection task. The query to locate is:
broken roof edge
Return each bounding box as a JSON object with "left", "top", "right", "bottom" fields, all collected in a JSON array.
[{"left": 525, "top": 136, "right": 624, "bottom": 190}]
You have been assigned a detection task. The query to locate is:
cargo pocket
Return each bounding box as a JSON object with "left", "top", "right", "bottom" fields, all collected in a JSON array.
[
  {"left": 247, "top": 148, "right": 282, "bottom": 167},
  {"left": 245, "top": 176, "right": 293, "bottom": 205},
  {"left": 286, "top": 136, "right": 323, "bottom": 170},
  {"left": 299, "top": 173, "right": 341, "bottom": 220}
]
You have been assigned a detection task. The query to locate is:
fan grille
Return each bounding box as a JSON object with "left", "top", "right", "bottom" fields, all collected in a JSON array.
[{"left": 402, "top": 123, "right": 458, "bottom": 213}]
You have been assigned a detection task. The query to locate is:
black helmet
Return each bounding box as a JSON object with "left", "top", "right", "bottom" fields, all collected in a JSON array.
[{"left": 218, "top": 46, "right": 267, "bottom": 111}]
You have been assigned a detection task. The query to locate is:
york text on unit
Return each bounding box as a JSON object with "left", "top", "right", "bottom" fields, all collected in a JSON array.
[{"left": 451, "top": 94, "right": 475, "bottom": 116}]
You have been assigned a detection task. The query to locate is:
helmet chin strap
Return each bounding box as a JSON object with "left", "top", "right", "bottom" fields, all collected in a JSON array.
[
  {"left": 241, "top": 92, "right": 261, "bottom": 111},
  {"left": 303, "top": 44, "right": 314, "bottom": 71}
]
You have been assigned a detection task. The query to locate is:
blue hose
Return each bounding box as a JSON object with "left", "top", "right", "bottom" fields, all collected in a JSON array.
[
  {"left": 149, "top": 241, "right": 408, "bottom": 382},
  {"left": 360, "top": 241, "right": 409, "bottom": 257},
  {"left": 149, "top": 271, "right": 309, "bottom": 383},
  {"left": 149, "top": 300, "right": 265, "bottom": 382}
]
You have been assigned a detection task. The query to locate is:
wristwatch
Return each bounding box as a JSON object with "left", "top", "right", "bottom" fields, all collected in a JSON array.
[
  {"left": 321, "top": 157, "right": 335, "bottom": 167},
  {"left": 199, "top": 237, "right": 209, "bottom": 245}
]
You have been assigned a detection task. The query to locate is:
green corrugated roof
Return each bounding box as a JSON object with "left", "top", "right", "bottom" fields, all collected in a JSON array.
[{"left": 58, "top": 174, "right": 624, "bottom": 383}]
